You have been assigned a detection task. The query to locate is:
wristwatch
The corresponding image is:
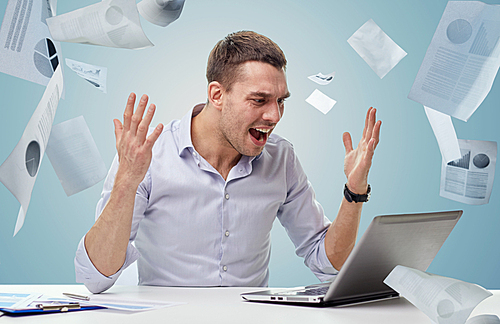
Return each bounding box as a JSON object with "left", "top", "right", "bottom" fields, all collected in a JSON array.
[{"left": 344, "top": 183, "right": 371, "bottom": 203}]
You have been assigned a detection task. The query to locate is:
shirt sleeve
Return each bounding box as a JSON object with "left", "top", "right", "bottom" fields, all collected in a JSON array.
[
  {"left": 74, "top": 154, "right": 150, "bottom": 293},
  {"left": 276, "top": 145, "right": 339, "bottom": 282}
]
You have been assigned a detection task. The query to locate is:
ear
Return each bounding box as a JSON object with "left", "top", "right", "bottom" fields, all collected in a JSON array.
[{"left": 207, "top": 81, "right": 224, "bottom": 111}]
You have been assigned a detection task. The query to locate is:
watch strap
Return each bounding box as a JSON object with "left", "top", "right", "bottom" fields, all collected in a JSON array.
[{"left": 344, "top": 183, "right": 371, "bottom": 203}]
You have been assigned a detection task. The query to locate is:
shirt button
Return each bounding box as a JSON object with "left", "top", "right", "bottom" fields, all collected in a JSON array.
[
  {"left": 192, "top": 152, "right": 197, "bottom": 157},
  {"left": 225, "top": 230, "right": 230, "bottom": 237},
  {"left": 225, "top": 193, "right": 229, "bottom": 200},
  {"left": 223, "top": 265, "right": 228, "bottom": 271}
]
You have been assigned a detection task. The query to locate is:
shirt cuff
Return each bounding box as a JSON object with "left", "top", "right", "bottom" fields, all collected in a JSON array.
[
  {"left": 74, "top": 235, "right": 141, "bottom": 293},
  {"left": 309, "top": 232, "right": 339, "bottom": 282}
]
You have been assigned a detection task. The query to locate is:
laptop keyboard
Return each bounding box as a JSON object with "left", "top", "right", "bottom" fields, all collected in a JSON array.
[{"left": 296, "top": 286, "right": 330, "bottom": 296}]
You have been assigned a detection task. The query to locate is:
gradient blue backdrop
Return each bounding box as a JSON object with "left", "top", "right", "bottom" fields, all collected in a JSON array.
[{"left": 1, "top": 0, "right": 499, "bottom": 288}]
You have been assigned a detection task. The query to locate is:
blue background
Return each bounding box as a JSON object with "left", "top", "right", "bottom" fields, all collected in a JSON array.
[{"left": 1, "top": 0, "right": 499, "bottom": 288}]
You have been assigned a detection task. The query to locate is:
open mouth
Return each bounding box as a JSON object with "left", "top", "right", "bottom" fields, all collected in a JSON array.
[{"left": 249, "top": 127, "right": 271, "bottom": 144}]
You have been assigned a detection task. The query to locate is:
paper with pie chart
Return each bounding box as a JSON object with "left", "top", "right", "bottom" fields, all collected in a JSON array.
[
  {"left": 408, "top": 1, "right": 500, "bottom": 122},
  {"left": 0, "top": 0, "right": 62, "bottom": 86},
  {"left": 45, "top": 116, "right": 107, "bottom": 197},
  {"left": 0, "top": 65, "right": 63, "bottom": 237},
  {"left": 384, "top": 265, "right": 492, "bottom": 324},
  {"left": 137, "top": 0, "right": 185, "bottom": 27},
  {"left": 440, "top": 139, "right": 497, "bottom": 205},
  {"left": 46, "top": 0, "right": 153, "bottom": 49}
]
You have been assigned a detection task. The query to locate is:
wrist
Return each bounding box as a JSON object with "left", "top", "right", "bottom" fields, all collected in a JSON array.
[{"left": 344, "top": 183, "right": 371, "bottom": 203}]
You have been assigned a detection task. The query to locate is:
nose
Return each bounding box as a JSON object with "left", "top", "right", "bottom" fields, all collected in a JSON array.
[{"left": 262, "top": 100, "right": 282, "bottom": 124}]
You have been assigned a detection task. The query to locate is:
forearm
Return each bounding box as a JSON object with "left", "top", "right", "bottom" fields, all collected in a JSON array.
[
  {"left": 324, "top": 197, "right": 363, "bottom": 270},
  {"left": 85, "top": 174, "right": 138, "bottom": 277}
]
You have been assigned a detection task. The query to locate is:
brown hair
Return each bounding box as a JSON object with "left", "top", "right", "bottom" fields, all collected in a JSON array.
[{"left": 206, "top": 31, "right": 287, "bottom": 91}]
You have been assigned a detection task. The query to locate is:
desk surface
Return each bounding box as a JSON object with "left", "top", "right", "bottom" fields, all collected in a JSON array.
[{"left": 1, "top": 285, "right": 499, "bottom": 324}]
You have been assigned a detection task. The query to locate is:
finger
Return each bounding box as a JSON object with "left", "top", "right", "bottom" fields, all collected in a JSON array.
[
  {"left": 364, "top": 138, "right": 376, "bottom": 162},
  {"left": 371, "top": 120, "right": 382, "bottom": 148},
  {"left": 145, "top": 123, "right": 164, "bottom": 150},
  {"left": 130, "top": 94, "right": 149, "bottom": 135},
  {"left": 137, "top": 104, "right": 156, "bottom": 141},
  {"left": 123, "top": 93, "right": 136, "bottom": 132},
  {"left": 343, "top": 132, "right": 353, "bottom": 155},
  {"left": 114, "top": 118, "right": 123, "bottom": 142},
  {"left": 365, "top": 108, "right": 376, "bottom": 142},
  {"left": 362, "top": 107, "right": 372, "bottom": 139}
]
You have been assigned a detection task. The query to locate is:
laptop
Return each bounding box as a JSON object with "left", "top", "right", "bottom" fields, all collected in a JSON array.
[{"left": 241, "top": 210, "right": 462, "bottom": 306}]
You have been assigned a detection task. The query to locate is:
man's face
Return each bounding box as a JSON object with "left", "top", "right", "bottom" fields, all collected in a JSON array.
[{"left": 218, "top": 61, "right": 290, "bottom": 157}]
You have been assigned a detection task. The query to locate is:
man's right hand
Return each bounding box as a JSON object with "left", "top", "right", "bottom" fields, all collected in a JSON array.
[{"left": 113, "top": 93, "right": 164, "bottom": 188}]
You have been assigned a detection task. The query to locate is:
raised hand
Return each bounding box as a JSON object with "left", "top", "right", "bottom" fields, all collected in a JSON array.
[
  {"left": 342, "top": 107, "right": 381, "bottom": 195},
  {"left": 113, "top": 93, "right": 164, "bottom": 187}
]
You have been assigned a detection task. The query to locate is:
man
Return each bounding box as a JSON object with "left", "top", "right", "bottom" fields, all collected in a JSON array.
[{"left": 75, "top": 31, "right": 381, "bottom": 293}]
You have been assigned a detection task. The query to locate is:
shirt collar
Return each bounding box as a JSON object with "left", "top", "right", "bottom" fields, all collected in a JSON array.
[
  {"left": 177, "top": 103, "right": 264, "bottom": 163},
  {"left": 177, "top": 103, "right": 205, "bottom": 156}
]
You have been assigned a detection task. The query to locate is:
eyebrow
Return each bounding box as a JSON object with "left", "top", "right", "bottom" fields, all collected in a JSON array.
[{"left": 249, "top": 91, "right": 291, "bottom": 99}]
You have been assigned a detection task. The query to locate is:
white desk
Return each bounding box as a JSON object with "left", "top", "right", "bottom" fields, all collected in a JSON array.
[{"left": 1, "top": 285, "right": 499, "bottom": 323}]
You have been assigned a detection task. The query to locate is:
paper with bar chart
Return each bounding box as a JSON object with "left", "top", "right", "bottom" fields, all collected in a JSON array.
[
  {"left": 46, "top": 0, "right": 153, "bottom": 49},
  {"left": 0, "top": 0, "right": 62, "bottom": 86},
  {"left": 440, "top": 139, "right": 497, "bottom": 205},
  {"left": 408, "top": 1, "right": 500, "bottom": 121},
  {"left": 65, "top": 58, "right": 108, "bottom": 93},
  {"left": 0, "top": 66, "right": 63, "bottom": 236}
]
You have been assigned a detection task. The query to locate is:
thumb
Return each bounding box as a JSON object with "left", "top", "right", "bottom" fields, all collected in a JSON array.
[{"left": 343, "top": 132, "right": 353, "bottom": 155}]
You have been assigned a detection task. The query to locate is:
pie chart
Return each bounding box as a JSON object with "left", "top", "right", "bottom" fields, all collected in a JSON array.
[
  {"left": 33, "top": 38, "right": 59, "bottom": 78},
  {"left": 446, "top": 19, "right": 472, "bottom": 44},
  {"left": 25, "top": 140, "right": 40, "bottom": 177},
  {"left": 473, "top": 153, "right": 490, "bottom": 169}
]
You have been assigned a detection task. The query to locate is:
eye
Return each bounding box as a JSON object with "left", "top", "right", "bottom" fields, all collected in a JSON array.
[
  {"left": 277, "top": 98, "right": 286, "bottom": 105},
  {"left": 252, "top": 99, "right": 265, "bottom": 104}
]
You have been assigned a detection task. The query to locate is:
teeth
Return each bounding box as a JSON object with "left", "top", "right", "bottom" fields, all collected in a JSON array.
[{"left": 254, "top": 128, "right": 271, "bottom": 134}]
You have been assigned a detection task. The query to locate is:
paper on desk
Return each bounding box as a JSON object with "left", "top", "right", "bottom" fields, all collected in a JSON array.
[
  {"left": 46, "top": 0, "right": 153, "bottom": 49},
  {"left": 138, "top": 0, "right": 185, "bottom": 27},
  {"left": 46, "top": 116, "right": 107, "bottom": 196},
  {"left": 0, "top": 65, "right": 63, "bottom": 236},
  {"left": 65, "top": 58, "right": 107, "bottom": 93},
  {"left": 308, "top": 72, "right": 336, "bottom": 85},
  {"left": 408, "top": 1, "right": 500, "bottom": 122},
  {"left": 466, "top": 315, "right": 500, "bottom": 324},
  {"left": 424, "top": 106, "right": 462, "bottom": 163},
  {"left": 306, "top": 89, "right": 337, "bottom": 114},
  {"left": 384, "top": 265, "right": 492, "bottom": 324},
  {"left": 440, "top": 139, "right": 497, "bottom": 205},
  {"left": 347, "top": 19, "right": 407, "bottom": 79},
  {"left": 79, "top": 296, "right": 183, "bottom": 312},
  {"left": 0, "top": 293, "right": 42, "bottom": 309},
  {"left": 0, "top": 0, "right": 62, "bottom": 86}
]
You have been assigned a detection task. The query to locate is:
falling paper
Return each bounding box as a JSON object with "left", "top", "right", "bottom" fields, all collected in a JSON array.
[
  {"left": 424, "top": 106, "right": 462, "bottom": 163},
  {"left": 308, "top": 72, "right": 336, "bottom": 85},
  {"left": 384, "top": 265, "right": 492, "bottom": 324},
  {"left": 347, "top": 19, "right": 407, "bottom": 79},
  {"left": 408, "top": 1, "right": 500, "bottom": 122},
  {"left": 440, "top": 139, "right": 497, "bottom": 205},
  {"left": 46, "top": 116, "right": 107, "bottom": 196},
  {"left": 65, "top": 58, "right": 107, "bottom": 93},
  {"left": 466, "top": 315, "right": 500, "bottom": 324},
  {"left": 138, "top": 0, "right": 185, "bottom": 27},
  {"left": 0, "top": 65, "right": 63, "bottom": 236},
  {"left": 305, "top": 89, "right": 337, "bottom": 114},
  {"left": 46, "top": 0, "right": 153, "bottom": 49},
  {"left": 0, "top": 0, "right": 62, "bottom": 86}
]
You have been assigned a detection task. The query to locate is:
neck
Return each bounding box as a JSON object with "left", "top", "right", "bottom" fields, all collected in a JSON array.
[{"left": 191, "top": 104, "right": 241, "bottom": 180}]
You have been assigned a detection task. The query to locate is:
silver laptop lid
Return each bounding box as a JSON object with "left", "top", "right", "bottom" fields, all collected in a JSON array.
[{"left": 325, "top": 210, "right": 463, "bottom": 303}]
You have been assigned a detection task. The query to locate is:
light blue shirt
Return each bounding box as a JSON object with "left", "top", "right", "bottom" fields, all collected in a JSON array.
[{"left": 75, "top": 104, "right": 338, "bottom": 293}]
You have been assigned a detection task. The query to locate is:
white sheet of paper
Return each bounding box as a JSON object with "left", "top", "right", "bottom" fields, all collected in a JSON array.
[
  {"left": 79, "top": 295, "right": 183, "bottom": 312},
  {"left": 384, "top": 265, "right": 492, "bottom": 324},
  {"left": 440, "top": 139, "right": 497, "bottom": 205},
  {"left": 0, "top": 65, "right": 63, "bottom": 236},
  {"left": 347, "top": 19, "right": 407, "bottom": 79},
  {"left": 65, "top": 58, "right": 107, "bottom": 93},
  {"left": 46, "top": 0, "right": 153, "bottom": 49},
  {"left": 45, "top": 116, "right": 107, "bottom": 196},
  {"left": 0, "top": 0, "right": 63, "bottom": 86},
  {"left": 467, "top": 315, "right": 500, "bottom": 324},
  {"left": 305, "top": 89, "right": 337, "bottom": 114},
  {"left": 307, "top": 71, "right": 336, "bottom": 85},
  {"left": 424, "top": 106, "right": 462, "bottom": 163},
  {"left": 408, "top": 1, "right": 500, "bottom": 122},
  {"left": 137, "top": 0, "right": 185, "bottom": 27}
]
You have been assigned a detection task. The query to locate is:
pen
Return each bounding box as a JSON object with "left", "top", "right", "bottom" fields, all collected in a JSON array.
[{"left": 63, "top": 293, "right": 90, "bottom": 301}]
